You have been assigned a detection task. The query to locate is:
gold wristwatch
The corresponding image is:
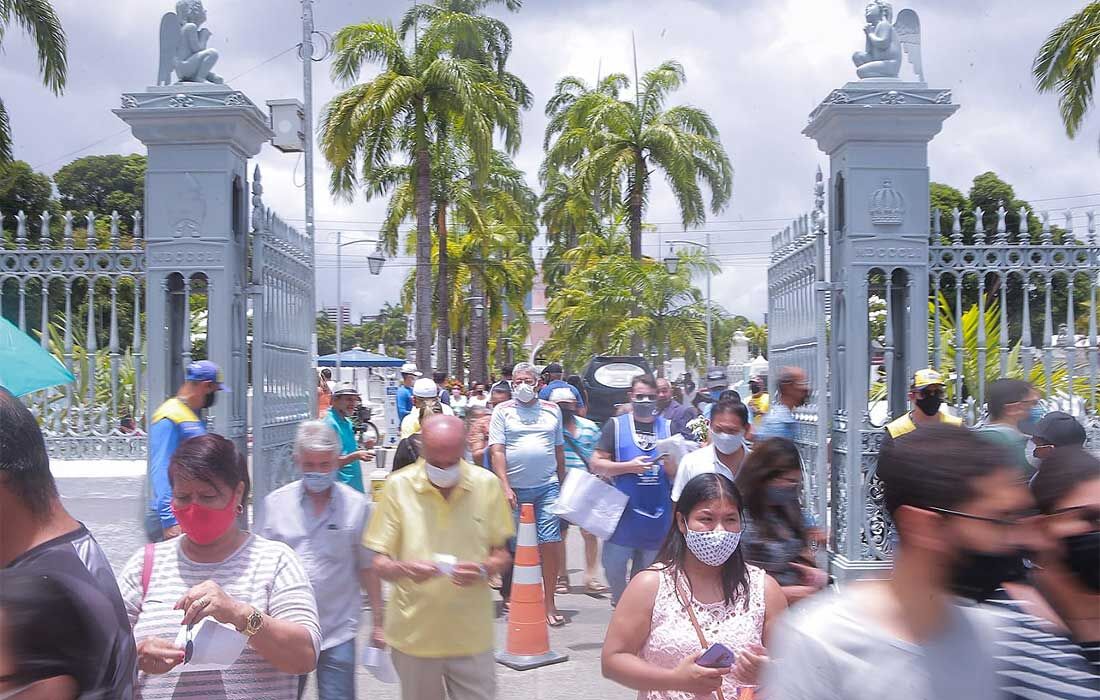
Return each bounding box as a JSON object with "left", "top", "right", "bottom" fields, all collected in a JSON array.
[{"left": 240, "top": 607, "right": 264, "bottom": 637}]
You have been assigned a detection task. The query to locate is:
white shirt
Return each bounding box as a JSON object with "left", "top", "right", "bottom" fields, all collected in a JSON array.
[{"left": 671, "top": 444, "right": 749, "bottom": 501}]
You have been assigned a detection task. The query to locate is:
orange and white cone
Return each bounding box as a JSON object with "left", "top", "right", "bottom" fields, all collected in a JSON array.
[{"left": 495, "top": 503, "right": 569, "bottom": 671}]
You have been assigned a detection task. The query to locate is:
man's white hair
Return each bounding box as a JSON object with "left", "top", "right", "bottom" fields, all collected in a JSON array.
[
  {"left": 512, "top": 361, "right": 537, "bottom": 380},
  {"left": 294, "top": 420, "right": 341, "bottom": 457}
]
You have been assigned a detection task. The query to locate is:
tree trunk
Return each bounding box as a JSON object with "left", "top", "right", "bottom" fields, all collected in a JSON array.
[
  {"left": 469, "top": 271, "right": 487, "bottom": 384},
  {"left": 414, "top": 118, "right": 433, "bottom": 373},
  {"left": 435, "top": 205, "right": 451, "bottom": 375},
  {"left": 628, "top": 152, "right": 646, "bottom": 354},
  {"left": 454, "top": 323, "right": 465, "bottom": 384}
]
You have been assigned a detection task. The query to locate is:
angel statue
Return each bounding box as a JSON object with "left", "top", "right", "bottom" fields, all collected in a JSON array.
[
  {"left": 852, "top": 1, "right": 924, "bottom": 82},
  {"left": 157, "top": 0, "right": 224, "bottom": 86}
]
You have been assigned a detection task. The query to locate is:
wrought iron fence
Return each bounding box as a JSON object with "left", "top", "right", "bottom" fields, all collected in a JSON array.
[{"left": 1, "top": 210, "right": 146, "bottom": 458}]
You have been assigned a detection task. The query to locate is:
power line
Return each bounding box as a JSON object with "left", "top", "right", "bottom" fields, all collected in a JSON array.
[{"left": 30, "top": 45, "right": 300, "bottom": 171}]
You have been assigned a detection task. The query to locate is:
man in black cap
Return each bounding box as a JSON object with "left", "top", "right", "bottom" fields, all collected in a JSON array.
[
  {"left": 1025, "top": 410, "right": 1087, "bottom": 474},
  {"left": 538, "top": 361, "right": 585, "bottom": 412}
]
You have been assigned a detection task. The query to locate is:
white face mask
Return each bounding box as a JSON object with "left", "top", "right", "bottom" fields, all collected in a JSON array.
[
  {"left": 710, "top": 430, "right": 745, "bottom": 455},
  {"left": 513, "top": 382, "right": 536, "bottom": 404},
  {"left": 1025, "top": 439, "right": 1041, "bottom": 469},
  {"left": 425, "top": 462, "right": 461, "bottom": 488},
  {"left": 683, "top": 523, "right": 742, "bottom": 567}
]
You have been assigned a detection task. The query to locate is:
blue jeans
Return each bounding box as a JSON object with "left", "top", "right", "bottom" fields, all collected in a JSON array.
[
  {"left": 298, "top": 638, "right": 355, "bottom": 700},
  {"left": 602, "top": 542, "right": 659, "bottom": 605}
]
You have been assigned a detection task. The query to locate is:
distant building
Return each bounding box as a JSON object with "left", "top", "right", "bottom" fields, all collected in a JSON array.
[
  {"left": 524, "top": 264, "right": 551, "bottom": 363},
  {"left": 323, "top": 304, "right": 351, "bottom": 325}
]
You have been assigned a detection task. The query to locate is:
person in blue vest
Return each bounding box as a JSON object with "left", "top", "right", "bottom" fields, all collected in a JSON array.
[
  {"left": 590, "top": 373, "right": 677, "bottom": 606},
  {"left": 144, "top": 360, "right": 226, "bottom": 541},
  {"left": 323, "top": 384, "right": 374, "bottom": 492},
  {"left": 395, "top": 362, "right": 422, "bottom": 424}
]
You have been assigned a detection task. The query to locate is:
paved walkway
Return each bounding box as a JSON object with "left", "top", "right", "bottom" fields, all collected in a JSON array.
[{"left": 56, "top": 461, "right": 635, "bottom": 699}]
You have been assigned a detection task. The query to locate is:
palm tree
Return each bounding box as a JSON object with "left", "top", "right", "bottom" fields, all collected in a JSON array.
[
  {"left": 1034, "top": 3, "right": 1100, "bottom": 149},
  {"left": 0, "top": 0, "right": 67, "bottom": 163},
  {"left": 321, "top": 12, "right": 521, "bottom": 372},
  {"left": 543, "top": 60, "right": 732, "bottom": 260}
]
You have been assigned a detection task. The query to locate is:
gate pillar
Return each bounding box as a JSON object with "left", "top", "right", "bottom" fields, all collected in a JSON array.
[
  {"left": 115, "top": 84, "right": 273, "bottom": 453},
  {"left": 804, "top": 75, "right": 958, "bottom": 580}
]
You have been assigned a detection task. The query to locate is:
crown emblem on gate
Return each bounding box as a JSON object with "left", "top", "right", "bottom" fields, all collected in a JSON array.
[{"left": 868, "top": 179, "right": 905, "bottom": 225}]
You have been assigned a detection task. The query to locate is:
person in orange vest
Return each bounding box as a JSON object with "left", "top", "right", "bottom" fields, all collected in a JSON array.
[{"left": 881, "top": 368, "right": 963, "bottom": 451}]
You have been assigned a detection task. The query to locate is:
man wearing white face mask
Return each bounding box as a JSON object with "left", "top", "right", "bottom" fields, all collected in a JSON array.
[
  {"left": 671, "top": 400, "right": 751, "bottom": 502},
  {"left": 366, "top": 415, "right": 514, "bottom": 700},
  {"left": 260, "top": 420, "right": 383, "bottom": 700}
]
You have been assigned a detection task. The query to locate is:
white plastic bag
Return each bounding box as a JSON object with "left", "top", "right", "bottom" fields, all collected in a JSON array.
[
  {"left": 549, "top": 468, "right": 629, "bottom": 540},
  {"left": 361, "top": 644, "right": 399, "bottom": 684}
]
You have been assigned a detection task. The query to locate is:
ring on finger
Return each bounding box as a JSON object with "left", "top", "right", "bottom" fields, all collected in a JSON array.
[{"left": 197, "top": 597, "right": 210, "bottom": 609}]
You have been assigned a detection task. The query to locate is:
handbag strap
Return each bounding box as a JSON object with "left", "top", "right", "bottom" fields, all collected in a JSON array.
[
  {"left": 672, "top": 571, "right": 727, "bottom": 700},
  {"left": 562, "top": 432, "right": 590, "bottom": 469}
]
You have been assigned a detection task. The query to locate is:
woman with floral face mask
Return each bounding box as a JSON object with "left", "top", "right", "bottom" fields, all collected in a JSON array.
[
  {"left": 602, "top": 473, "right": 786, "bottom": 699},
  {"left": 117, "top": 434, "right": 321, "bottom": 700}
]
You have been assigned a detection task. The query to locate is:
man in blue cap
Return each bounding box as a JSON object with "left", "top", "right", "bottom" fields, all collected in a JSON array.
[{"left": 144, "top": 360, "right": 228, "bottom": 541}]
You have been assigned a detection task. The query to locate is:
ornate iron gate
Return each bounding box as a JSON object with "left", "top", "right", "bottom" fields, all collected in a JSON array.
[
  {"left": 766, "top": 170, "right": 830, "bottom": 530},
  {"left": 2, "top": 210, "right": 146, "bottom": 459},
  {"left": 248, "top": 167, "right": 315, "bottom": 524}
]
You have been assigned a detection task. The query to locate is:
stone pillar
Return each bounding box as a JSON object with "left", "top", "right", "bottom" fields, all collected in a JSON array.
[
  {"left": 804, "top": 80, "right": 958, "bottom": 580},
  {"left": 115, "top": 84, "right": 273, "bottom": 451}
]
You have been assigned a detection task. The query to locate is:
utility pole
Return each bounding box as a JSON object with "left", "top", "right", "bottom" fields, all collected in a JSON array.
[
  {"left": 705, "top": 228, "right": 712, "bottom": 366},
  {"left": 301, "top": 0, "right": 318, "bottom": 360}
]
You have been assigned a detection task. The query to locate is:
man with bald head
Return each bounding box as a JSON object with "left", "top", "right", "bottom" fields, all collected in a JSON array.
[{"left": 364, "top": 415, "right": 515, "bottom": 700}]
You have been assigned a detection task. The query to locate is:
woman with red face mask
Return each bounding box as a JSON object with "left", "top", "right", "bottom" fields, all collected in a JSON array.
[{"left": 117, "top": 434, "right": 321, "bottom": 700}]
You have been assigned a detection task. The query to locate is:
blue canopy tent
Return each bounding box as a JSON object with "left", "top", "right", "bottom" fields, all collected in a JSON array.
[{"left": 316, "top": 347, "right": 404, "bottom": 367}]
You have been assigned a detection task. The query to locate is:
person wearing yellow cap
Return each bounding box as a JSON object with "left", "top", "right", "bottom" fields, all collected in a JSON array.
[{"left": 881, "top": 369, "right": 963, "bottom": 450}]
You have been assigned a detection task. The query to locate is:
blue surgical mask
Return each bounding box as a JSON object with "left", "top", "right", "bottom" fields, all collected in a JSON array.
[
  {"left": 1028, "top": 404, "right": 1044, "bottom": 424},
  {"left": 302, "top": 470, "right": 337, "bottom": 494},
  {"left": 710, "top": 389, "right": 724, "bottom": 400}
]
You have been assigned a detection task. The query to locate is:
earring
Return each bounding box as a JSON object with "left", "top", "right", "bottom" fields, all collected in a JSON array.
[{"left": 235, "top": 504, "right": 244, "bottom": 515}]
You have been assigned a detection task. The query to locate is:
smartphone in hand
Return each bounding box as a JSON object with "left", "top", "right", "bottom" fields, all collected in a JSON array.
[{"left": 697, "top": 642, "right": 735, "bottom": 669}]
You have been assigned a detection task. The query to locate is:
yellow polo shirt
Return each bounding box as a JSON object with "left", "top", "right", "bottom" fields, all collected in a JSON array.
[{"left": 363, "top": 459, "right": 514, "bottom": 658}]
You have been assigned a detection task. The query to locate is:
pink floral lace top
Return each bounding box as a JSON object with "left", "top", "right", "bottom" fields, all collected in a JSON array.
[{"left": 639, "top": 564, "right": 766, "bottom": 700}]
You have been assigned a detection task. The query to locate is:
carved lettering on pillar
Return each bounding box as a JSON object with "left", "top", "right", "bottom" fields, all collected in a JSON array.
[
  {"left": 150, "top": 249, "right": 221, "bottom": 267},
  {"left": 853, "top": 245, "right": 921, "bottom": 263}
]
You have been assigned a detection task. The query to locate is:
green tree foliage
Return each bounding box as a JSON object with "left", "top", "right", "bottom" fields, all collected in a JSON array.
[
  {"left": 0, "top": 160, "right": 54, "bottom": 236},
  {"left": 1034, "top": 3, "right": 1100, "bottom": 149},
  {"left": 321, "top": 0, "right": 528, "bottom": 372},
  {"left": 0, "top": 0, "right": 67, "bottom": 163},
  {"left": 54, "top": 154, "right": 145, "bottom": 232},
  {"left": 360, "top": 302, "right": 410, "bottom": 358},
  {"left": 542, "top": 60, "right": 732, "bottom": 260}
]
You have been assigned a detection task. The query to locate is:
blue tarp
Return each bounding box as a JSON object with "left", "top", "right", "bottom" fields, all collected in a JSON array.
[
  {"left": 316, "top": 348, "right": 405, "bottom": 367},
  {"left": 0, "top": 316, "right": 75, "bottom": 396}
]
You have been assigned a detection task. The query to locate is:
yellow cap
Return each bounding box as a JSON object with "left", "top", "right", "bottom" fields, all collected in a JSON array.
[{"left": 912, "top": 368, "right": 944, "bottom": 389}]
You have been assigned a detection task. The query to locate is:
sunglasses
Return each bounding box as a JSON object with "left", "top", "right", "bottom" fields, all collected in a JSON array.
[
  {"left": 184, "top": 623, "right": 195, "bottom": 664},
  {"left": 927, "top": 506, "right": 1036, "bottom": 529}
]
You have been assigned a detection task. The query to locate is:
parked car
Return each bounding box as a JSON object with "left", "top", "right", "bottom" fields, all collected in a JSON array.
[{"left": 580, "top": 355, "right": 653, "bottom": 426}]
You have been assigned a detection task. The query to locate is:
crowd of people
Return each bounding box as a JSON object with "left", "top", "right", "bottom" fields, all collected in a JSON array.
[{"left": 0, "top": 357, "right": 1097, "bottom": 700}]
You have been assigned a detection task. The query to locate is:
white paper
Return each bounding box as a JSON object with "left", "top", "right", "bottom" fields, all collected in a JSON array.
[
  {"left": 655, "top": 435, "right": 700, "bottom": 463},
  {"left": 433, "top": 553, "right": 457, "bottom": 576},
  {"left": 171, "top": 618, "right": 248, "bottom": 673},
  {"left": 361, "top": 645, "right": 399, "bottom": 684}
]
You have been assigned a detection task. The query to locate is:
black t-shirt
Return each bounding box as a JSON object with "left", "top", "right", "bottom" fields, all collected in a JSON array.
[
  {"left": 596, "top": 415, "right": 657, "bottom": 456},
  {"left": 4, "top": 526, "right": 137, "bottom": 700}
]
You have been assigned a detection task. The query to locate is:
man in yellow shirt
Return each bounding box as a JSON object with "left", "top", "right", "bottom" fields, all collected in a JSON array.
[
  {"left": 364, "top": 415, "right": 514, "bottom": 699},
  {"left": 882, "top": 368, "right": 963, "bottom": 450},
  {"left": 746, "top": 375, "right": 770, "bottom": 426},
  {"left": 399, "top": 377, "right": 455, "bottom": 439}
]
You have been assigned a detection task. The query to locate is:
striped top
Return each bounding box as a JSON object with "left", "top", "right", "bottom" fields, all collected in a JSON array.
[
  {"left": 983, "top": 596, "right": 1100, "bottom": 698},
  {"left": 117, "top": 534, "right": 321, "bottom": 700},
  {"left": 562, "top": 415, "right": 600, "bottom": 470}
]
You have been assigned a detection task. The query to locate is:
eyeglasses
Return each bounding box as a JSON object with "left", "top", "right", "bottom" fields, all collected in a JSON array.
[
  {"left": 513, "top": 378, "right": 536, "bottom": 386},
  {"left": 1049, "top": 505, "right": 1100, "bottom": 529},
  {"left": 928, "top": 506, "right": 1034, "bottom": 528},
  {"left": 184, "top": 623, "right": 195, "bottom": 664},
  {"left": 917, "top": 388, "right": 946, "bottom": 399}
]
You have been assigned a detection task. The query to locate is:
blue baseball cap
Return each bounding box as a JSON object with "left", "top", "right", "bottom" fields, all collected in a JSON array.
[{"left": 186, "top": 360, "right": 230, "bottom": 392}]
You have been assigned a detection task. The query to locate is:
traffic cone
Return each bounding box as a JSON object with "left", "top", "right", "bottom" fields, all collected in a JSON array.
[{"left": 495, "top": 503, "right": 569, "bottom": 671}]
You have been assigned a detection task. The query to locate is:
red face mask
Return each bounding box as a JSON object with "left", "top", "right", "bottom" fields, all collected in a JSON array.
[{"left": 172, "top": 498, "right": 238, "bottom": 545}]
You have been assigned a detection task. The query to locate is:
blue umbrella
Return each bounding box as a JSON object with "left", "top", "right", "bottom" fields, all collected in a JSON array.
[
  {"left": 0, "top": 316, "right": 75, "bottom": 396},
  {"left": 315, "top": 347, "right": 405, "bottom": 368}
]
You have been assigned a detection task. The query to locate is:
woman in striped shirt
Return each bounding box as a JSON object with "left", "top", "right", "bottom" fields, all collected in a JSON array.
[{"left": 118, "top": 434, "right": 321, "bottom": 700}]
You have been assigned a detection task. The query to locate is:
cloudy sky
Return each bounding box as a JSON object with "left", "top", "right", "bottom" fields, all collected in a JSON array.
[{"left": 3, "top": 0, "right": 1097, "bottom": 323}]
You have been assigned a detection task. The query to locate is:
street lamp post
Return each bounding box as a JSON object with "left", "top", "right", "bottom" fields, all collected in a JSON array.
[
  {"left": 663, "top": 234, "right": 713, "bottom": 366},
  {"left": 335, "top": 231, "right": 386, "bottom": 374}
]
